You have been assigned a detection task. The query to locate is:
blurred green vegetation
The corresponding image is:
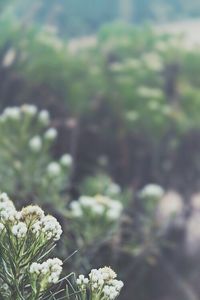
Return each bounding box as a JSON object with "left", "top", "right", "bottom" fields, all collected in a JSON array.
[
  {"left": 1, "top": 8, "right": 200, "bottom": 300},
  {"left": 1, "top": 15, "right": 200, "bottom": 189},
  {"left": 2, "top": 0, "right": 200, "bottom": 37}
]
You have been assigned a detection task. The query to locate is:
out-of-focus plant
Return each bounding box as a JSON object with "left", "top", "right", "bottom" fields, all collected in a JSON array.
[
  {"left": 123, "top": 184, "right": 165, "bottom": 259},
  {"left": 66, "top": 194, "right": 123, "bottom": 271},
  {"left": 0, "top": 192, "right": 124, "bottom": 299},
  {"left": 0, "top": 104, "right": 72, "bottom": 208}
]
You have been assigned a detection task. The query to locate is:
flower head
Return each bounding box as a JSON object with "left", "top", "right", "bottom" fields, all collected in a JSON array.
[
  {"left": 12, "top": 222, "right": 27, "bottom": 238},
  {"left": 21, "top": 205, "right": 44, "bottom": 222},
  {"left": 29, "top": 136, "right": 42, "bottom": 152},
  {"left": 44, "top": 128, "right": 57, "bottom": 140},
  {"left": 60, "top": 154, "right": 73, "bottom": 167},
  {"left": 38, "top": 110, "right": 50, "bottom": 125},
  {"left": 21, "top": 104, "right": 37, "bottom": 116},
  {"left": 30, "top": 258, "right": 63, "bottom": 288},
  {"left": 77, "top": 267, "right": 123, "bottom": 300},
  {"left": 47, "top": 162, "right": 61, "bottom": 177}
]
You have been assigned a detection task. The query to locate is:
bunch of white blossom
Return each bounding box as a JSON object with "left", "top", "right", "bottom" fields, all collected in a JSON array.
[
  {"left": 70, "top": 195, "right": 123, "bottom": 221},
  {"left": 139, "top": 184, "right": 164, "bottom": 201},
  {"left": 67, "top": 195, "right": 123, "bottom": 256},
  {"left": 30, "top": 258, "right": 63, "bottom": 289},
  {"left": 76, "top": 266, "right": 124, "bottom": 300}
]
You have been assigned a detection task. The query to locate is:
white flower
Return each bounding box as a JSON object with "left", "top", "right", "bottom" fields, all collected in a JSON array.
[
  {"left": 80, "top": 266, "right": 124, "bottom": 299},
  {"left": 21, "top": 205, "right": 44, "bottom": 221},
  {"left": 89, "top": 269, "right": 104, "bottom": 287},
  {"left": 112, "top": 279, "right": 124, "bottom": 291},
  {"left": 107, "top": 200, "right": 123, "bottom": 220},
  {"left": 12, "top": 222, "right": 27, "bottom": 238},
  {"left": 70, "top": 201, "right": 83, "bottom": 217},
  {"left": 44, "top": 128, "right": 57, "bottom": 140},
  {"left": 0, "top": 192, "right": 10, "bottom": 203},
  {"left": 30, "top": 258, "right": 63, "bottom": 285},
  {"left": 60, "top": 154, "right": 73, "bottom": 167},
  {"left": 92, "top": 203, "right": 104, "bottom": 215},
  {"left": 76, "top": 274, "right": 89, "bottom": 286},
  {"left": 79, "top": 196, "right": 94, "bottom": 207},
  {"left": 139, "top": 184, "right": 164, "bottom": 200},
  {"left": 40, "top": 215, "right": 62, "bottom": 241},
  {"left": 108, "top": 183, "right": 121, "bottom": 195},
  {"left": 47, "top": 162, "right": 61, "bottom": 177},
  {"left": 0, "top": 199, "right": 20, "bottom": 222},
  {"left": 103, "top": 285, "right": 118, "bottom": 299},
  {"left": 30, "top": 262, "right": 42, "bottom": 275},
  {"left": 99, "top": 267, "right": 116, "bottom": 281},
  {"left": 38, "top": 110, "right": 50, "bottom": 125},
  {"left": 46, "top": 258, "right": 63, "bottom": 284},
  {"left": 21, "top": 104, "right": 37, "bottom": 116},
  {"left": 2, "top": 107, "right": 20, "bottom": 121},
  {"left": 29, "top": 136, "right": 42, "bottom": 152}
]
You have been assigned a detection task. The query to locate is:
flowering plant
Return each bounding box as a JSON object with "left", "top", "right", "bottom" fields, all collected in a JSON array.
[
  {"left": 76, "top": 267, "right": 123, "bottom": 300},
  {"left": 0, "top": 104, "right": 72, "bottom": 206},
  {"left": 0, "top": 192, "right": 123, "bottom": 300},
  {"left": 66, "top": 194, "right": 123, "bottom": 272},
  {"left": 69, "top": 195, "right": 123, "bottom": 246}
]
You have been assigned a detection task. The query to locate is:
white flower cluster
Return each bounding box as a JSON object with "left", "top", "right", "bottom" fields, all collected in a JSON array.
[
  {"left": 0, "top": 104, "right": 38, "bottom": 122},
  {"left": 12, "top": 222, "right": 27, "bottom": 238},
  {"left": 30, "top": 258, "right": 63, "bottom": 285},
  {"left": 38, "top": 110, "right": 50, "bottom": 125},
  {"left": 0, "top": 105, "right": 50, "bottom": 125},
  {"left": 21, "top": 205, "right": 45, "bottom": 221},
  {"left": 46, "top": 154, "right": 73, "bottom": 177},
  {"left": 139, "top": 184, "right": 164, "bottom": 200},
  {"left": 70, "top": 195, "right": 123, "bottom": 220},
  {"left": 77, "top": 267, "right": 123, "bottom": 300},
  {"left": 0, "top": 104, "right": 57, "bottom": 150},
  {"left": 32, "top": 215, "right": 62, "bottom": 241},
  {"left": 29, "top": 136, "right": 42, "bottom": 152},
  {"left": 44, "top": 128, "right": 58, "bottom": 140},
  {"left": 60, "top": 154, "right": 73, "bottom": 167},
  {"left": 0, "top": 193, "right": 62, "bottom": 241},
  {"left": 0, "top": 193, "right": 21, "bottom": 222},
  {"left": 47, "top": 162, "right": 61, "bottom": 177}
]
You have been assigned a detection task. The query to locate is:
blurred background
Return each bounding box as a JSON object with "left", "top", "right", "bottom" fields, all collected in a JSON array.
[{"left": 2, "top": 0, "right": 200, "bottom": 299}]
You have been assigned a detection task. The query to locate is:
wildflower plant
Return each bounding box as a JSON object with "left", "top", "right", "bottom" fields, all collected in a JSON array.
[
  {"left": 76, "top": 267, "right": 124, "bottom": 300},
  {"left": 69, "top": 195, "right": 123, "bottom": 247},
  {"left": 0, "top": 104, "right": 72, "bottom": 207},
  {"left": 0, "top": 192, "right": 123, "bottom": 300},
  {"left": 0, "top": 192, "right": 63, "bottom": 299},
  {"left": 66, "top": 194, "right": 124, "bottom": 272},
  {"left": 123, "top": 184, "right": 165, "bottom": 259}
]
